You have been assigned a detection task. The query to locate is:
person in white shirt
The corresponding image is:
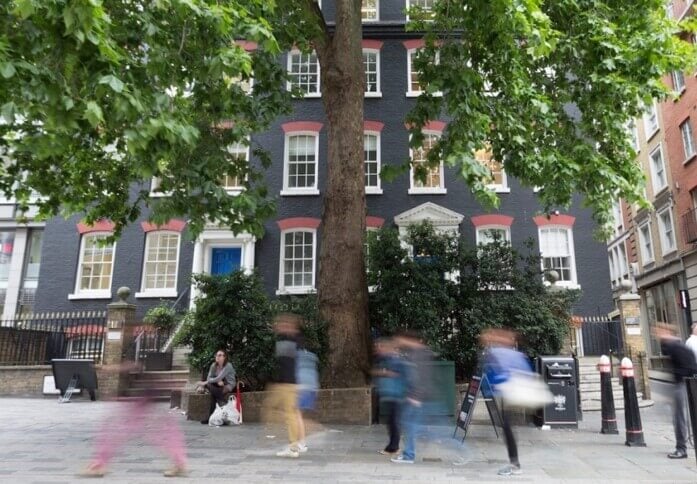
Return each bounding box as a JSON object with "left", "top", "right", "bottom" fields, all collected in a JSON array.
[{"left": 686, "top": 323, "right": 697, "bottom": 363}]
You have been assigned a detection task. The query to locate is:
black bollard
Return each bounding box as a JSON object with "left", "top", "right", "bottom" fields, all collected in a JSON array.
[
  {"left": 685, "top": 376, "right": 697, "bottom": 466},
  {"left": 621, "top": 357, "right": 646, "bottom": 447},
  {"left": 598, "top": 355, "right": 618, "bottom": 434}
]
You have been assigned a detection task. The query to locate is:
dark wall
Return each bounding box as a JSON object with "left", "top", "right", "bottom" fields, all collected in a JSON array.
[{"left": 33, "top": 22, "right": 613, "bottom": 319}]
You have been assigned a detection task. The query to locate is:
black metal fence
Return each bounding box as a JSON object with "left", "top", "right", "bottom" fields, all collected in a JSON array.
[
  {"left": 0, "top": 311, "right": 107, "bottom": 365},
  {"left": 580, "top": 316, "right": 623, "bottom": 357}
]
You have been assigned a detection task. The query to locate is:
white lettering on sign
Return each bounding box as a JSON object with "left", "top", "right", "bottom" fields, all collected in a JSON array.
[
  {"left": 553, "top": 394, "right": 566, "bottom": 411},
  {"left": 107, "top": 330, "right": 121, "bottom": 341}
]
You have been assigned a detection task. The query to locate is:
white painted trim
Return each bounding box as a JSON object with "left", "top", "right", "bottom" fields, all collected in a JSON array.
[
  {"left": 73, "top": 232, "right": 115, "bottom": 298},
  {"left": 280, "top": 189, "right": 321, "bottom": 197},
  {"left": 286, "top": 50, "right": 321, "bottom": 98},
  {"left": 649, "top": 144, "right": 668, "bottom": 195},
  {"left": 409, "top": 131, "right": 445, "bottom": 193},
  {"left": 538, "top": 225, "right": 578, "bottom": 287},
  {"left": 361, "top": 0, "right": 379, "bottom": 21},
  {"left": 277, "top": 228, "right": 317, "bottom": 294},
  {"left": 135, "top": 290, "right": 178, "bottom": 299},
  {"left": 643, "top": 100, "right": 660, "bottom": 140},
  {"left": 476, "top": 225, "right": 511, "bottom": 245},
  {"left": 283, "top": 132, "right": 320, "bottom": 194},
  {"left": 68, "top": 291, "right": 111, "bottom": 300},
  {"left": 364, "top": 130, "right": 382, "bottom": 193},
  {"left": 363, "top": 48, "right": 381, "bottom": 97},
  {"left": 657, "top": 205, "right": 677, "bottom": 255}
]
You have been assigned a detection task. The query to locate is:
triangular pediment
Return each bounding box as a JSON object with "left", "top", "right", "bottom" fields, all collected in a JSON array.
[{"left": 394, "top": 202, "right": 464, "bottom": 228}]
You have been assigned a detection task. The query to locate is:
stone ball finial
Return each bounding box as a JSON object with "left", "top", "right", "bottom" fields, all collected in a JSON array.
[
  {"left": 116, "top": 286, "right": 131, "bottom": 303},
  {"left": 620, "top": 279, "right": 633, "bottom": 291},
  {"left": 544, "top": 270, "right": 559, "bottom": 284}
]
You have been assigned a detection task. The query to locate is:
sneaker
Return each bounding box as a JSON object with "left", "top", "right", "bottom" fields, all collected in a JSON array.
[
  {"left": 297, "top": 443, "right": 308, "bottom": 453},
  {"left": 163, "top": 466, "right": 188, "bottom": 477},
  {"left": 78, "top": 463, "right": 106, "bottom": 478},
  {"left": 668, "top": 450, "right": 688, "bottom": 459},
  {"left": 276, "top": 448, "right": 300, "bottom": 458},
  {"left": 391, "top": 455, "right": 415, "bottom": 464},
  {"left": 497, "top": 464, "right": 522, "bottom": 476}
]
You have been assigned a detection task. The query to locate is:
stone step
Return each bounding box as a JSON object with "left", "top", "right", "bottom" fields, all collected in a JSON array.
[
  {"left": 579, "top": 380, "right": 620, "bottom": 392},
  {"left": 581, "top": 390, "right": 637, "bottom": 401},
  {"left": 172, "top": 346, "right": 190, "bottom": 370},
  {"left": 116, "top": 394, "right": 171, "bottom": 403},
  {"left": 122, "top": 388, "right": 176, "bottom": 399},
  {"left": 128, "top": 379, "right": 188, "bottom": 389},
  {"left": 582, "top": 399, "right": 654, "bottom": 411},
  {"left": 129, "top": 370, "right": 189, "bottom": 380}
]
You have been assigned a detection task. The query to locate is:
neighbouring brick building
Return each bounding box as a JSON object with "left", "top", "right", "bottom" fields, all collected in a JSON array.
[{"left": 22, "top": 1, "right": 612, "bottom": 333}]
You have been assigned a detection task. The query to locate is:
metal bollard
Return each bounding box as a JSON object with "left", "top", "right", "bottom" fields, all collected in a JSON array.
[
  {"left": 598, "top": 355, "right": 618, "bottom": 434},
  {"left": 621, "top": 358, "right": 646, "bottom": 447}
]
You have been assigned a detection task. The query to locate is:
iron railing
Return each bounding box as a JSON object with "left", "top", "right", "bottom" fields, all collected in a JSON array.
[
  {"left": 0, "top": 311, "right": 107, "bottom": 365},
  {"left": 682, "top": 208, "right": 697, "bottom": 245}
]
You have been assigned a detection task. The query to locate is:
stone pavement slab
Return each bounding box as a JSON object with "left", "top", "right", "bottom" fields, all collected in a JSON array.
[{"left": 0, "top": 393, "right": 695, "bottom": 483}]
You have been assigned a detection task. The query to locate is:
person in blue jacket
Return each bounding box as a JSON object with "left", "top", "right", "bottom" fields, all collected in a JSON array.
[{"left": 373, "top": 338, "right": 406, "bottom": 455}]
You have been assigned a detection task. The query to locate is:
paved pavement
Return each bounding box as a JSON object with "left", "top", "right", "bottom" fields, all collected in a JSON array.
[{"left": 1, "top": 383, "right": 696, "bottom": 483}]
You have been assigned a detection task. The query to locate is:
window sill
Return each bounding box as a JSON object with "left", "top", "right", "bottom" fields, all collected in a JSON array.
[
  {"left": 488, "top": 186, "right": 511, "bottom": 194},
  {"left": 365, "top": 187, "right": 383, "bottom": 195},
  {"left": 662, "top": 248, "right": 678, "bottom": 257},
  {"left": 652, "top": 185, "right": 669, "bottom": 199},
  {"left": 408, "top": 188, "right": 447, "bottom": 195},
  {"left": 364, "top": 92, "right": 383, "bottom": 98},
  {"left": 224, "top": 188, "right": 244, "bottom": 196},
  {"left": 683, "top": 152, "right": 697, "bottom": 166},
  {"left": 149, "top": 192, "right": 171, "bottom": 198},
  {"left": 645, "top": 127, "right": 659, "bottom": 142},
  {"left": 405, "top": 91, "right": 443, "bottom": 98},
  {"left": 68, "top": 292, "right": 112, "bottom": 300},
  {"left": 673, "top": 87, "right": 686, "bottom": 99},
  {"left": 276, "top": 288, "right": 317, "bottom": 296},
  {"left": 299, "top": 93, "right": 321, "bottom": 99},
  {"left": 135, "top": 290, "right": 178, "bottom": 299},
  {"left": 280, "top": 189, "right": 320, "bottom": 196},
  {"left": 642, "top": 259, "right": 655, "bottom": 267}
]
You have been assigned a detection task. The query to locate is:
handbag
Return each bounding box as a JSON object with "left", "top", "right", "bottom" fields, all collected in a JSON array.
[{"left": 496, "top": 369, "right": 554, "bottom": 409}]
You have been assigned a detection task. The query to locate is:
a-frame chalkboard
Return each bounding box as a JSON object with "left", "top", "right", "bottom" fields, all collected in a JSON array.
[{"left": 453, "top": 361, "right": 503, "bottom": 442}]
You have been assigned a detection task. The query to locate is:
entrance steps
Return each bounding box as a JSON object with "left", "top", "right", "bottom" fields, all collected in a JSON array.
[
  {"left": 577, "top": 357, "right": 653, "bottom": 411},
  {"left": 123, "top": 369, "right": 189, "bottom": 402}
]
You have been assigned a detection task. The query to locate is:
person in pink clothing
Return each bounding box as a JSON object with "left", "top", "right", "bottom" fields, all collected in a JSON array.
[{"left": 80, "top": 362, "right": 188, "bottom": 478}]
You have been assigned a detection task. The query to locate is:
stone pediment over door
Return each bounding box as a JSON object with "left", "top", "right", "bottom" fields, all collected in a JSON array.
[{"left": 394, "top": 202, "right": 464, "bottom": 234}]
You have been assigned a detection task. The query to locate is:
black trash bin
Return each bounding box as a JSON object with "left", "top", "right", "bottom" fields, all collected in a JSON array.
[{"left": 535, "top": 356, "right": 578, "bottom": 428}]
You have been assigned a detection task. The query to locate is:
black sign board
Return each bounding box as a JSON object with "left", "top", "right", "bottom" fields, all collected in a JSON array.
[{"left": 453, "top": 362, "right": 502, "bottom": 441}]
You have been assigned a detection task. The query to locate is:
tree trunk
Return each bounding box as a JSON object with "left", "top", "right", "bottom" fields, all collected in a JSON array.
[{"left": 316, "top": 0, "right": 370, "bottom": 387}]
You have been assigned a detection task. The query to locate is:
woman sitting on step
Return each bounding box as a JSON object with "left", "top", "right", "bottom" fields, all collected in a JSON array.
[{"left": 195, "top": 349, "right": 236, "bottom": 424}]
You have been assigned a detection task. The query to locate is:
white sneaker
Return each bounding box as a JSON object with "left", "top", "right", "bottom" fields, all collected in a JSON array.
[
  {"left": 497, "top": 464, "right": 522, "bottom": 475},
  {"left": 276, "top": 448, "right": 300, "bottom": 458},
  {"left": 391, "top": 455, "right": 414, "bottom": 464},
  {"left": 297, "top": 443, "right": 308, "bottom": 453}
]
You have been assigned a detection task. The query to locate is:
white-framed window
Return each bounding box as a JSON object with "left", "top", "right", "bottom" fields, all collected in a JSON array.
[
  {"left": 363, "top": 49, "right": 381, "bottom": 97},
  {"left": 476, "top": 226, "right": 511, "bottom": 245},
  {"left": 608, "top": 241, "right": 629, "bottom": 289},
  {"left": 282, "top": 133, "right": 320, "bottom": 196},
  {"left": 362, "top": 0, "right": 379, "bottom": 21},
  {"left": 406, "top": 49, "right": 440, "bottom": 97},
  {"left": 643, "top": 100, "right": 659, "bottom": 139},
  {"left": 364, "top": 132, "right": 382, "bottom": 194},
  {"left": 681, "top": 119, "right": 695, "bottom": 161},
  {"left": 672, "top": 70, "right": 686, "bottom": 93},
  {"left": 611, "top": 199, "right": 623, "bottom": 236},
  {"left": 627, "top": 119, "right": 640, "bottom": 152},
  {"left": 649, "top": 145, "right": 667, "bottom": 194},
  {"left": 475, "top": 147, "right": 509, "bottom": 193},
  {"left": 287, "top": 51, "right": 320, "bottom": 97},
  {"left": 657, "top": 207, "right": 677, "bottom": 255},
  {"left": 538, "top": 226, "right": 578, "bottom": 287},
  {"left": 406, "top": 0, "right": 436, "bottom": 21},
  {"left": 409, "top": 132, "right": 446, "bottom": 194},
  {"left": 222, "top": 141, "right": 248, "bottom": 193},
  {"left": 638, "top": 222, "right": 654, "bottom": 265},
  {"left": 278, "top": 229, "right": 316, "bottom": 294},
  {"left": 136, "top": 231, "right": 181, "bottom": 298},
  {"left": 70, "top": 233, "right": 115, "bottom": 299}
]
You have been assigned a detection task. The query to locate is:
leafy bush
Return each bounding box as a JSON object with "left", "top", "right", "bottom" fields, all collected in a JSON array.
[
  {"left": 368, "top": 222, "right": 579, "bottom": 379},
  {"left": 174, "top": 271, "right": 275, "bottom": 390},
  {"left": 143, "top": 304, "right": 179, "bottom": 332}
]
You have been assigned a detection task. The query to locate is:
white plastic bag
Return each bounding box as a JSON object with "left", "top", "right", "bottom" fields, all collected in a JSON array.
[
  {"left": 497, "top": 370, "right": 554, "bottom": 409},
  {"left": 222, "top": 395, "right": 241, "bottom": 425},
  {"left": 208, "top": 403, "right": 225, "bottom": 427}
]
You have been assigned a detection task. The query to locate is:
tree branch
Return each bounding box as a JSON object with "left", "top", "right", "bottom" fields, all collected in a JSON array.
[{"left": 298, "top": 0, "right": 331, "bottom": 58}]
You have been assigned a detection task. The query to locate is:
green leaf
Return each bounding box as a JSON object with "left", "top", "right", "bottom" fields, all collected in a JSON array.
[
  {"left": 99, "top": 75, "right": 125, "bottom": 93},
  {"left": 0, "top": 62, "right": 16, "bottom": 79},
  {"left": 13, "top": 0, "right": 35, "bottom": 19},
  {"left": 83, "top": 101, "right": 104, "bottom": 128}
]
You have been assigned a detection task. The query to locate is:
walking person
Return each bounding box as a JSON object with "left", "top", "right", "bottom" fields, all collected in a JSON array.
[
  {"left": 262, "top": 313, "right": 302, "bottom": 458},
  {"left": 391, "top": 330, "right": 435, "bottom": 465},
  {"left": 296, "top": 336, "right": 319, "bottom": 453},
  {"left": 685, "top": 323, "right": 697, "bottom": 362},
  {"left": 480, "top": 328, "right": 529, "bottom": 476},
  {"left": 655, "top": 324, "right": 697, "bottom": 459},
  {"left": 80, "top": 361, "right": 188, "bottom": 478},
  {"left": 195, "top": 349, "right": 236, "bottom": 424},
  {"left": 373, "top": 337, "right": 406, "bottom": 456}
]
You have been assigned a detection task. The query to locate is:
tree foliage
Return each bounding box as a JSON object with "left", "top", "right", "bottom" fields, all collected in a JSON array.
[{"left": 368, "top": 222, "right": 579, "bottom": 377}]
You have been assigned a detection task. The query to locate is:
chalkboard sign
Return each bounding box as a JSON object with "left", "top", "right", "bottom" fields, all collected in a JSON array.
[{"left": 453, "top": 362, "right": 502, "bottom": 441}]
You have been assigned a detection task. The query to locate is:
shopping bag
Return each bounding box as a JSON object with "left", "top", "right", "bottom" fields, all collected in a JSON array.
[
  {"left": 222, "top": 395, "right": 241, "bottom": 425},
  {"left": 208, "top": 403, "right": 226, "bottom": 426},
  {"left": 497, "top": 370, "right": 554, "bottom": 408}
]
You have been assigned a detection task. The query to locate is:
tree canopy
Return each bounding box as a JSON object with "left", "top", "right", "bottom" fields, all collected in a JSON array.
[{"left": 0, "top": 1, "right": 693, "bottom": 236}]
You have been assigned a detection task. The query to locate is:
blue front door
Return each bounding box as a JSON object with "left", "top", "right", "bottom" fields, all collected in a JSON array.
[{"left": 210, "top": 248, "right": 242, "bottom": 275}]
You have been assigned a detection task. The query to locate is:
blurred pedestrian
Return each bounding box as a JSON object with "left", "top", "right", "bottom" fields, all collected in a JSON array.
[
  {"left": 79, "top": 361, "right": 188, "bottom": 478},
  {"left": 195, "top": 349, "right": 236, "bottom": 424},
  {"left": 296, "top": 335, "right": 319, "bottom": 453},
  {"left": 373, "top": 337, "right": 406, "bottom": 456},
  {"left": 685, "top": 323, "right": 697, "bottom": 363},
  {"left": 480, "top": 328, "right": 529, "bottom": 476},
  {"left": 262, "top": 313, "right": 302, "bottom": 458},
  {"left": 655, "top": 324, "right": 697, "bottom": 459},
  {"left": 391, "top": 330, "right": 435, "bottom": 465}
]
